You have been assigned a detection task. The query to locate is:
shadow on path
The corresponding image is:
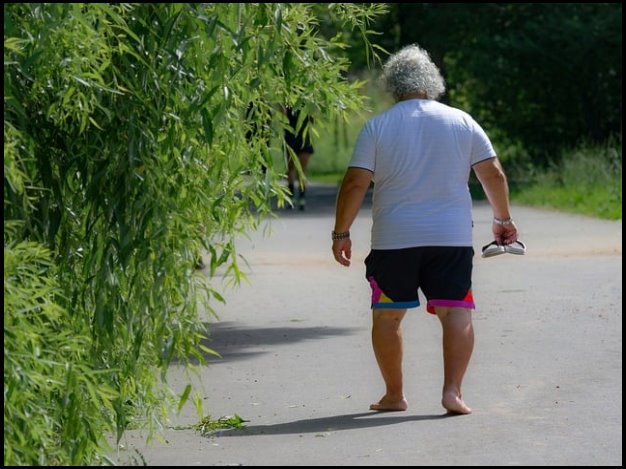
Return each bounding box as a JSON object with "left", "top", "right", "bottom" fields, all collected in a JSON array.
[
  {"left": 199, "top": 322, "right": 358, "bottom": 364},
  {"left": 215, "top": 411, "right": 454, "bottom": 437}
]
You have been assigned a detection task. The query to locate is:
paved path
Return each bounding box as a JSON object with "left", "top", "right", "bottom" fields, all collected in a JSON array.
[{"left": 118, "top": 184, "right": 622, "bottom": 466}]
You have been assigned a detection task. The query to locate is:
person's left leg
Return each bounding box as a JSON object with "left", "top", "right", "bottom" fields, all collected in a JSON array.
[
  {"left": 434, "top": 306, "right": 474, "bottom": 414},
  {"left": 287, "top": 157, "right": 296, "bottom": 199},
  {"left": 370, "top": 308, "right": 408, "bottom": 411}
]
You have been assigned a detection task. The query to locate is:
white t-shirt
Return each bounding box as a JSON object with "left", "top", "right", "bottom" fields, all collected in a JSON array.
[{"left": 349, "top": 99, "right": 495, "bottom": 250}]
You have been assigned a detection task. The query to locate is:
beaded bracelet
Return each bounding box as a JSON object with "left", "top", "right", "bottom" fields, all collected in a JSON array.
[{"left": 331, "top": 230, "right": 350, "bottom": 241}]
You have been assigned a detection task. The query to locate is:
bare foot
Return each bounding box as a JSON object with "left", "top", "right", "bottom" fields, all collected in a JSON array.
[
  {"left": 442, "top": 392, "right": 472, "bottom": 414},
  {"left": 369, "top": 395, "right": 408, "bottom": 412}
]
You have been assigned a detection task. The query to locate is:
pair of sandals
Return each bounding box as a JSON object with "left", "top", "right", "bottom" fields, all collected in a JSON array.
[{"left": 481, "top": 240, "right": 527, "bottom": 258}]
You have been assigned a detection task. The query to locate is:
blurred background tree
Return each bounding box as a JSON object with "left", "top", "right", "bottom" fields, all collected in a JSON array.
[{"left": 369, "top": 3, "right": 622, "bottom": 165}]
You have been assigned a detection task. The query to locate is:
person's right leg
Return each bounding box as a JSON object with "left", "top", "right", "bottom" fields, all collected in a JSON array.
[
  {"left": 295, "top": 152, "right": 311, "bottom": 210},
  {"left": 434, "top": 306, "right": 474, "bottom": 414},
  {"left": 370, "top": 308, "right": 408, "bottom": 411}
]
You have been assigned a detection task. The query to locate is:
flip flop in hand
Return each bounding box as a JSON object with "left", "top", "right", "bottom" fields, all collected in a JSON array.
[
  {"left": 481, "top": 240, "right": 526, "bottom": 258},
  {"left": 504, "top": 240, "right": 526, "bottom": 255}
]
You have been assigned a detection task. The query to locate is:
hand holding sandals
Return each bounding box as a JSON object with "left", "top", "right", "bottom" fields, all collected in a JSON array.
[{"left": 482, "top": 217, "right": 526, "bottom": 258}]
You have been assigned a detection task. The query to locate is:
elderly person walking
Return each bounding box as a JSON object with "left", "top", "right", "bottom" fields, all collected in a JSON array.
[{"left": 332, "top": 45, "right": 518, "bottom": 414}]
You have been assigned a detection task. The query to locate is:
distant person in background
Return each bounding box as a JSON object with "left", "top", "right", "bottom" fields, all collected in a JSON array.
[
  {"left": 284, "top": 107, "right": 314, "bottom": 211},
  {"left": 332, "top": 44, "right": 519, "bottom": 414}
]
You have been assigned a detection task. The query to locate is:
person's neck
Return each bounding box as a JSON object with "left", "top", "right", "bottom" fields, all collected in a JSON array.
[{"left": 397, "top": 92, "right": 427, "bottom": 102}]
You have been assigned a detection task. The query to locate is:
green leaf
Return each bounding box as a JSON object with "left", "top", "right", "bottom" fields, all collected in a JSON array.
[{"left": 178, "top": 384, "right": 192, "bottom": 413}]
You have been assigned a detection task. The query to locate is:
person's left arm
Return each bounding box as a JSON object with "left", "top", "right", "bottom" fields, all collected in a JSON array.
[{"left": 332, "top": 167, "right": 372, "bottom": 266}]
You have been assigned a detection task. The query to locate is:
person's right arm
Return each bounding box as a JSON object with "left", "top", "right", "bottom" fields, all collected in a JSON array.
[
  {"left": 332, "top": 167, "right": 372, "bottom": 266},
  {"left": 472, "top": 158, "right": 518, "bottom": 245}
]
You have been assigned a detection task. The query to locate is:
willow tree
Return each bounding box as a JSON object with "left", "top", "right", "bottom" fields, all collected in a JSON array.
[{"left": 4, "top": 3, "right": 386, "bottom": 465}]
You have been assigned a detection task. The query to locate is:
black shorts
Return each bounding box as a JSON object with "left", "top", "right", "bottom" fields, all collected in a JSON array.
[
  {"left": 364, "top": 246, "right": 475, "bottom": 314},
  {"left": 285, "top": 109, "right": 314, "bottom": 154},
  {"left": 285, "top": 130, "right": 314, "bottom": 154}
]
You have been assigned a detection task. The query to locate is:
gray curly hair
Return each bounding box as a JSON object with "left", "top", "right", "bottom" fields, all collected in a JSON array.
[{"left": 382, "top": 44, "right": 445, "bottom": 101}]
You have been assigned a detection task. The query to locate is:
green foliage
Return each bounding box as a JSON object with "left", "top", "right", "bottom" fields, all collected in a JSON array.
[
  {"left": 4, "top": 235, "right": 117, "bottom": 465},
  {"left": 309, "top": 74, "right": 393, "bottom": 177},
  {"left": 193, "top": 414, "right": 248, "bottom": 436},
  {"left": 512, "top": 141, "right": 622, "bottom": 219},
  {"left": 4, "top": 3, "right": 384, "bottom": 464},
  {"left": 171, "top": 413, "right": 247, "bottom": 436}
]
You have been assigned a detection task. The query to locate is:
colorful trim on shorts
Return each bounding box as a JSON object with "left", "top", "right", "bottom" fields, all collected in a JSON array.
[
  {"left": 426, "top": 290, "right": 475, "bottom": 315},
  {"left": 368, "top": 277, "right": 420, "bottom": 310}
]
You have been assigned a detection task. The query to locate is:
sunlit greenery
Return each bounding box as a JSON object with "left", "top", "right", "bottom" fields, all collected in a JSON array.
[
  {"left": 512, "top": 141, "right": 622, "bottom": 220},
  {"left": 4, "top": 236, "right": 117, "bottom": 465},
  {"left": 4, "top": 3, "right": 386, "bottom": 465}
]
